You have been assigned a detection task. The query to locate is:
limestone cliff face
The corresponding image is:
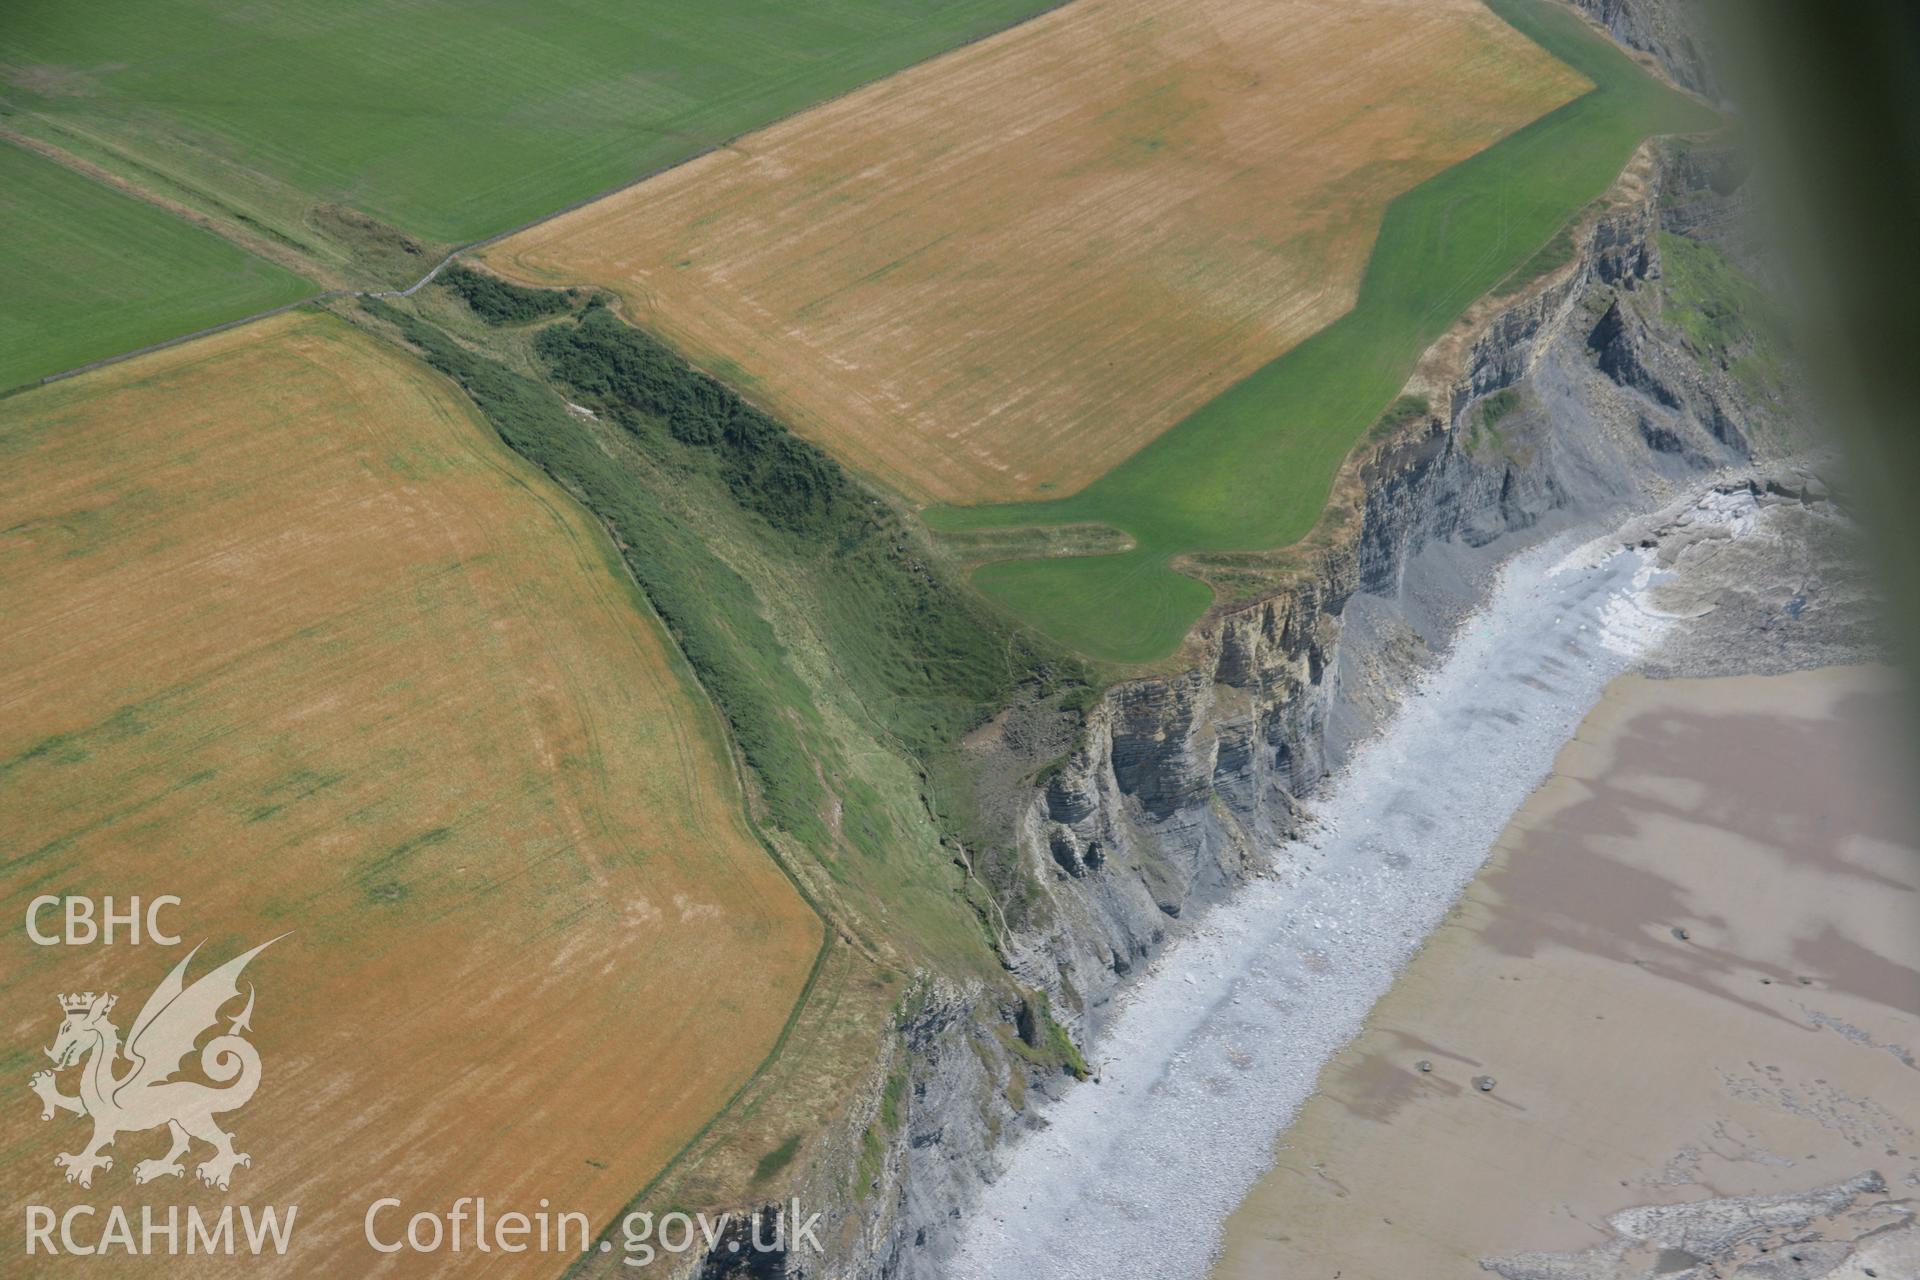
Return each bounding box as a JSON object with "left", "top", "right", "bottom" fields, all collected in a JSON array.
[
  {"left": 997, "top": 142, "right": 1764, "bottom": 1044},
  {"left": 1568, "top": 0, "right": 1718, "bottom": 98},
  {"left": 729, "top": 134, "right": 1791, "bottom": 1280},
  {"left": 818, "top": 138, "right": 1786, "bottom": 1280}
]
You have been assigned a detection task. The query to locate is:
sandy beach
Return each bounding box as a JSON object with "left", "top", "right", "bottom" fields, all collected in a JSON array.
[{"left": 1214, "top": 666, "right": 1920, "bottom": 1279}]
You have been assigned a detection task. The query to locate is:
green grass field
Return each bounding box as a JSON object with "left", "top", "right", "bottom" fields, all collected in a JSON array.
[
  {"left": 1, "top": 0, "right": 1055, "bottom": 256},
  {"left": 0, "top": 143, "right": 314, "bottom": 390},
  {"left": 927, "top": 0, "right": 1719, "bottom": 662},
  {"left": 369, "top": 295, "right": 1092, "bottom": 972}
]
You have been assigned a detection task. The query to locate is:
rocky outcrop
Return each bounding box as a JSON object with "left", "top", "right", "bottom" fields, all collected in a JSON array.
[
  {"left": 741, "top": 121, "right": 1845, "bottom": 1280},
  {"left": 1001, "top": 139, "right": 1771, "bottom": 1039},
  {"left": 1568, "top": 0, "right": 1719, "bottom": 98},
  {"left": 832, "top": 136, "right": 1803, "bottom": 1280},
  {"left": 1484, "top": 1171, "right": 1917, "bottom": 1280}
]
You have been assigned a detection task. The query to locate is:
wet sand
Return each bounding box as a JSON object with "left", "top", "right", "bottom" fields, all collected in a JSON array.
[
  {"left": 954, "top": 527, "right": 1691, "bottom": 1279},
  {"left": 1215, "top": 666, "right": 1920, "bottom": 1279}
]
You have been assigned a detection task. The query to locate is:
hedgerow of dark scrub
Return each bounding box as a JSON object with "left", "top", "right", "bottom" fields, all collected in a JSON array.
[
  {"left": 531, "top": 306, "right": 1089, "bottom": 762},
  {"left": 535, "top": 306, "right": 846, "bottom": 536},
  {"left": 360, "top": 296, "right": 1093, "bottom": 958},
  {"left": 440, "top": 262, "right": 578, "bottom": 325},
  {"left": 360, "top": 297, "right": 834, "bottom": 845},
  {"left": 536, "top": 307, "right": 1095, "bottom": 939}
]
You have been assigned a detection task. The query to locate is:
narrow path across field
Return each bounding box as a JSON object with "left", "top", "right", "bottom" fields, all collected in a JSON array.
[
  {"left": 482, "top": 0, "right": 1587, "bottom": 510},
  {"left": 0, "top": 0, "right": 1067, "bottom": 395}
]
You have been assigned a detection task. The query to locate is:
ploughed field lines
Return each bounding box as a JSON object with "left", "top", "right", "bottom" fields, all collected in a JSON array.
[
  {"left": 488, "top": 0, "right": 1584, "bottom": 507},
  {"left": 1, "top": 0, "right": 1056, "bottom": 386},
  {"left": 926, "top": 0, "right": 1716, "bottom": 661},
  {"left": 0, "top": 312, "right": 820, "bottom": 1273},
  {"left": 0, "top": 0, "right": 1055, "bottom": 248},
  {"left": 490, "top": 0, "right": 1715, "bottom": 663}
]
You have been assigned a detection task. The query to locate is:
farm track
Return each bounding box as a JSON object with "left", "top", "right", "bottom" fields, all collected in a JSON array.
[
  {"left": 0, "top": 6, "right": 1719, "bottom": 1259},
  {"left": 0, "top": 127, "right": 337, "bottom": 286},
  {"left": 486, "top": 0, "right": 1587, "bottom": 507},
  {"left": 0, "top": 252, "right": 449, "bottom": 400},
  {"left": 1, "top": 0, "right": 1078, "bottom": 398},
  {"left": 0, "top": 0, "right": 1102, "bottom": 1256},
  {"left": 0, "top": 0, "right": 1062, "bottom": 1213}
]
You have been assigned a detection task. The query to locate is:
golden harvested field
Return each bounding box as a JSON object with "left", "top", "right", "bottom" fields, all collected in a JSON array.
[
  {"left": 488, "top": 0, "right": 1587, "bottom": 505},
  {"left": 0, "top": 311, "right": 820, "bottom": 1273}
]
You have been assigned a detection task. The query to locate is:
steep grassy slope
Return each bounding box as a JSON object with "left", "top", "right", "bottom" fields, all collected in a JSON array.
[
  {"left": 0, "top": 142, "right": 313, "bottom": 389},
  {"left": 363, "top": 295, "right": 1092, "bottom": 977},
  {"left": 356, "top": 282, "right": 1104, "bottom": 1229},
  {"left": 926, "top": 0, "right": 1720, "bottom": 661},
  {"left": 1656, "top": 230, "right": 1789, "bottom": 400}
]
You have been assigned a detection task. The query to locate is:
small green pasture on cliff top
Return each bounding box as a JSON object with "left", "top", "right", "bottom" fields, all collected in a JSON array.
[{"left": 928, "top": 0, "right": 1719, "bottom": 663}]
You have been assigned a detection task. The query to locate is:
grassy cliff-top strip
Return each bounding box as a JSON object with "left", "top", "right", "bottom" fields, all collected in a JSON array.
[
  {"left": 481, "top": 0, "right": 1585, "bottom": 508},
  {"left": 926, "top": 0, "right": 1719, "bottom": 663},
  {"left": 440, "top": 263, "right": 578, "bottom": 326},
  {"left": 364, "top": 298, "right": 1091, "bottom": 971}
]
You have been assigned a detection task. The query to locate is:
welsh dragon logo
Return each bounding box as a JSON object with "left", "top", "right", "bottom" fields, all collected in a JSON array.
[{"left": 28, "top": 937, "right": 282, "bottom": 1191}]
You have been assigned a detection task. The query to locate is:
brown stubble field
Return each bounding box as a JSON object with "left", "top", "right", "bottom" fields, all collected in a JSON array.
[
  {"left": 0, "top": 311, "right": 821, "bottom": 1273},
  {"left": 487, "top": 0, "right": 1587, "bottom": 505}
]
